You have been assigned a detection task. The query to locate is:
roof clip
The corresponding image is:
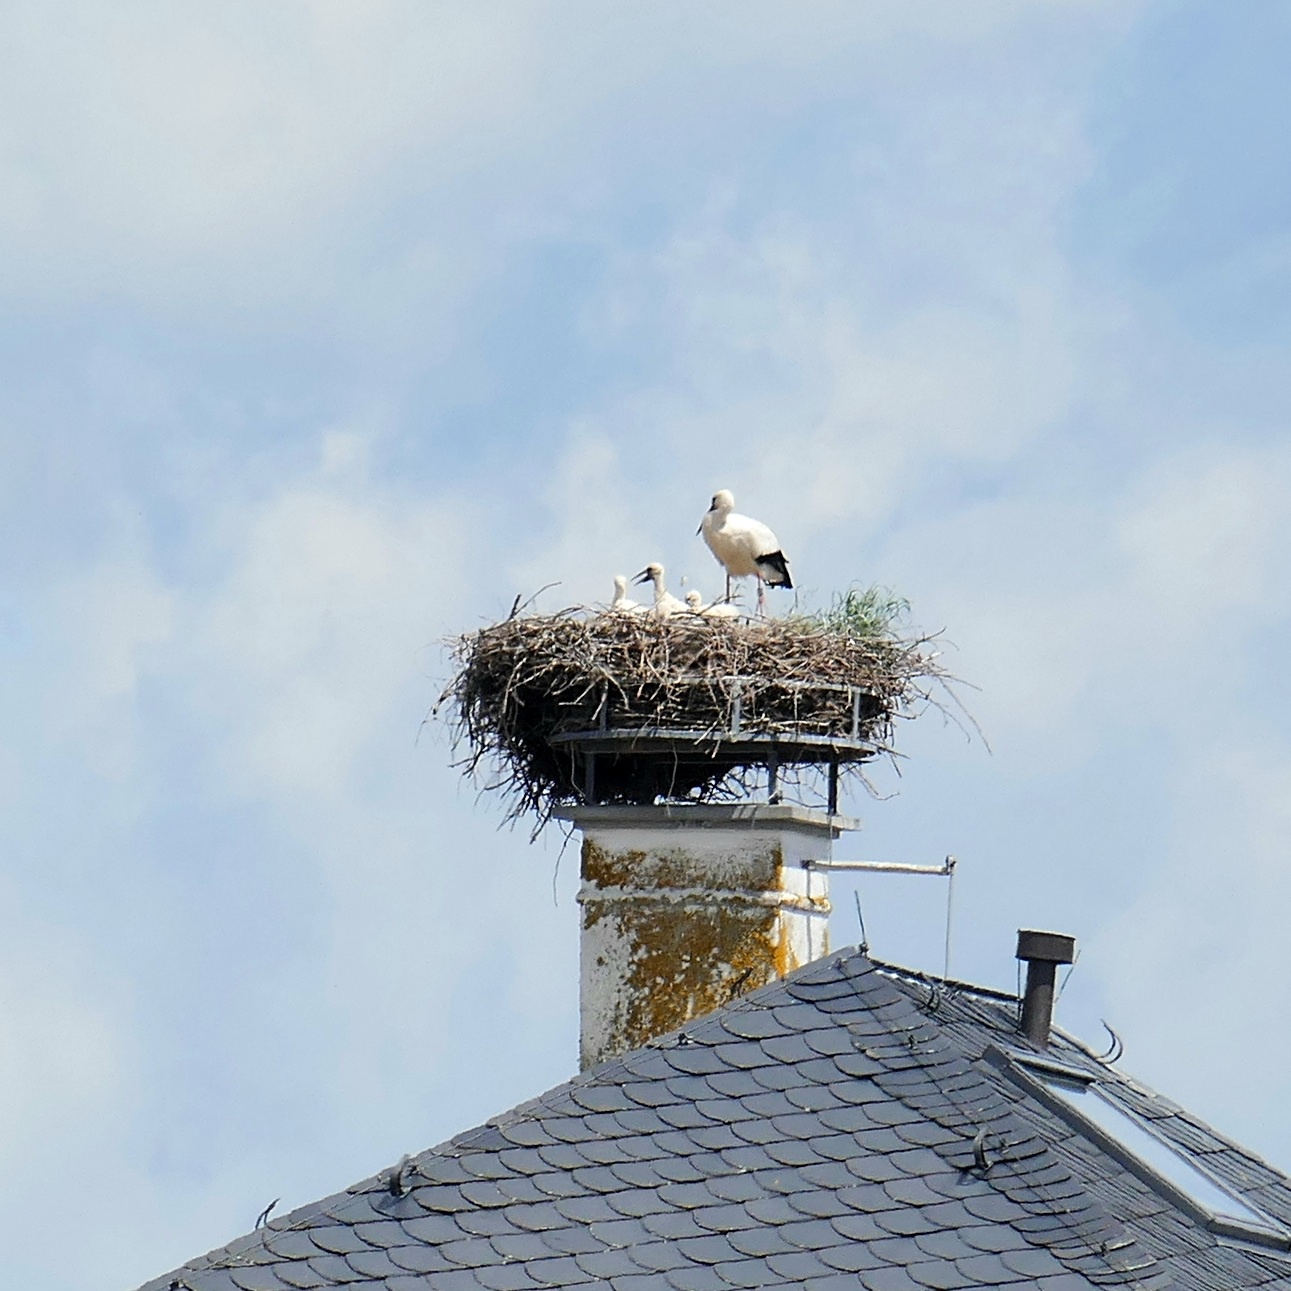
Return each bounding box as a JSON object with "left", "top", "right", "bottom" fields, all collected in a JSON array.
[
  {"left": 1095, "top": 1020, "right": 1125, "bottom": 1064},
  {"left": 970, "top": 1129, "right": 996, "bottom": 1172},
  {"left": 388, "top": 1154, "right": 412, "bottom": 1197}
]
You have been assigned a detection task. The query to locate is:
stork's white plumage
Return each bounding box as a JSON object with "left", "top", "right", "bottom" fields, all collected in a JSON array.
[
  {"left": 609, "top": 574, "right": 645, "bottom": 615},
  {"left": 699, "top": 489, "right": 793, "bottom": 613},
  {"left": 686, "top": 588, "right": 743, "bottom": 622},
  {"left": 701, "top": 599, "right": 742, "bottom": 621},
  {"left": 635, "top": 563, "right": 686, "bottom": 619}
]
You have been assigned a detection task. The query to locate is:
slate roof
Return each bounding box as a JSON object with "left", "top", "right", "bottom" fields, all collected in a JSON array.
[{"left": 140, "top": 950, "right": 1291, "bottom": 1291}]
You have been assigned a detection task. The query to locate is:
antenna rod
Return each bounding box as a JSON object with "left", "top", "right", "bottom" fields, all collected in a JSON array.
[{"left": 942, "top": 855, "right": 957, "bottom": 980}]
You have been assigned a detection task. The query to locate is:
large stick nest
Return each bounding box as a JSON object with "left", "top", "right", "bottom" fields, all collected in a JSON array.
[{"left": 437, "top": 611, "right": 952, "bottom": 831}]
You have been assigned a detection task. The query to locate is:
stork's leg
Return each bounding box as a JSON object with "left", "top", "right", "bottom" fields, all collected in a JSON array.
[
  {"left": 756, "top": 576, "right": 766, "bottom": 616},
  {"left": 725, "top": 573, "right": 732, "bottom": 603}
]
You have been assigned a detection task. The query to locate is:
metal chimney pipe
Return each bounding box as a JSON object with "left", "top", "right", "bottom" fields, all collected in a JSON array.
[{"left": 1016, "top": 929, "right": 1076, "bottom": 1048}]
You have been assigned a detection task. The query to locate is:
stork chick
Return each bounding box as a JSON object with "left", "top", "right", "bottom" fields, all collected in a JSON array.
[
  {"left": 634, "top": 563, "right": 686, "bottom": 619},
  {"left": 686, "top": 588, "right": 743, "bottom": 622},
  {"left": 609, "top": 574, "right": 645, "bottom": 615}
]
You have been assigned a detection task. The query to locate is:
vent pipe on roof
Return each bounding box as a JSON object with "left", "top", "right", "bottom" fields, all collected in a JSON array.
[{"left": 1016, "top": 929, "right": 1076, "bottom": 1048}]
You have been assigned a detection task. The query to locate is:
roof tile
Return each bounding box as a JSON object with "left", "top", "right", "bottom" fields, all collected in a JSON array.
[
  {"left": 662, "top": 1265, "right": 736, "bottom": 1291},
  {"left": 274, "top": 1266, "right": 329, "bottom": 1289},
  {"left": 474, "top": 1263, "right": 543, "bottom": 1290},
  {"left": 227, "top": 1268, "right": 291, "bottom": 1291},
  {"left": 764, "top": 1249, "right": 837, "bottom": 1280},
  {"left": 724, "top": 1226, "right": 795, "bottom": 1258},
  {"left": 620, "top": 1242, "right": 689, "bottom": 1273},
  {"left": 302, "top": 1254, "right": 362, "bottom": 1283},
  {"left": 710, "top": 1256, "right": 788, "bottom": 1287},
  {"left": 386, "top": 1243, "right": 456, "bottom": 1273},
  {"left": 639, "top": 1210, "right": 707, "bottom": 1241},
  {"left": 524, "top": 1254, "right": 597, "bottom": 1286}
]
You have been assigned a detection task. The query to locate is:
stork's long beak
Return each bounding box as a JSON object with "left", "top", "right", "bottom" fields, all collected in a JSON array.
[{"left": 633, "top": 568, "right": 651, "bottom": 584}]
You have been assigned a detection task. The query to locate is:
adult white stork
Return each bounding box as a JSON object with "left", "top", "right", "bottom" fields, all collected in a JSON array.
[
  {"left": 699, "top": 489, "right": 792, "bottom": 613},
  {"left": 634, "top": 563, "right": 686, "bottom": 619},
  {"left": 609, "top": 574, "right": 645, "bottom": 615}
]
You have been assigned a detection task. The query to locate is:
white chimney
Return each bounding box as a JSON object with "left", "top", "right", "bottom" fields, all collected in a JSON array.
[{"left": 561, "top": 803, "right": 852, "bottom": 1070}]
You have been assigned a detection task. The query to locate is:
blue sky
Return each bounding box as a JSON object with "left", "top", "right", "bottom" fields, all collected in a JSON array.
[{"left": 4, "top": 2, "right": 1291, "bottom": 1285}]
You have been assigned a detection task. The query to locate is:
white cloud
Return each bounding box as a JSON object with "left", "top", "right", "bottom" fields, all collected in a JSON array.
[
  {"left": 0, "top": 2, "right": 532, "bottom": 294},
  {"left": 186, "top": 429, "right": 472, "bottom": 802},
  {"left": 0, "top": 884, "right": 127, "bottom": 1159},
  {"left": 40, "top": 540, "right": 175, "bottom": 781},
  {"left": 0, "top": 0, "right": 1130, "bottom": 312},
  {"left": 1118, "top": 445, "right": 1291, "bottom": 630}
]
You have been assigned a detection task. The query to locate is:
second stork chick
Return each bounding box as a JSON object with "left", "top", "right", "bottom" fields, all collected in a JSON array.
[
  {"left": 609, "top": 574, "right": 646, "bottom": 615},
  {"left": 686, "top": 588, "right": 742, "bottom": 621},
  {"left": 635, "top": 562, "right": 686, "bottom": 619}
]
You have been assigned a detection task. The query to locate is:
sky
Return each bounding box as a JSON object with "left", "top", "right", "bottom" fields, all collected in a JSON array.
[{"left": 3, "top": 1, "right": 1291, "bottom": 1285}]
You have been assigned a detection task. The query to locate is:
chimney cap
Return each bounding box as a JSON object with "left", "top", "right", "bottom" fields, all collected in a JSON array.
[{"left": 1016, "top": 929, "right": 1076, "bottom": 965}]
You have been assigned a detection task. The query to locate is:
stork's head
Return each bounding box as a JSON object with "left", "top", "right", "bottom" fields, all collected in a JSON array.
[
  {"left": 613, "top": 575, "right": 628, "bottom": 596},
  {"left": 709, "top": 489, "right": 735, "bottom": 514},
  {"left": 685, "top": 589, "right": 703, "bottom": 610},
  {"left": 634, "top": 562, "right": 665, "bottom": 585}
]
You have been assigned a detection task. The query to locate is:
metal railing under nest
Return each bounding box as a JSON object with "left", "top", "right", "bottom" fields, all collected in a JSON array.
[{"left": 546, "top": 675, "right": 889, "bottom": 812}]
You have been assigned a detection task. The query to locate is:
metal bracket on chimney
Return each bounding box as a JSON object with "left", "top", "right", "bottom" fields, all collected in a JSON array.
[
  {"left": 804, "top": 855, "right": 958, "bottom": 979},
  {"left": 805, "top": 856, "right": 956, "bottom": 877}
]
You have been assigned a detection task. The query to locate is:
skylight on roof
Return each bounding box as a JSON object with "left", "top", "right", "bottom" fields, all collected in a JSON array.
[{"left": 1035, "top": 1072, "right": 1284, "bottom": 1241}]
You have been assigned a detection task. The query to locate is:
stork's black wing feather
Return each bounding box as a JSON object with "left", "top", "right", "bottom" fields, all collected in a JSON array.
[{"left": 755, "top": 550, "right": 792, "bottom": 588}]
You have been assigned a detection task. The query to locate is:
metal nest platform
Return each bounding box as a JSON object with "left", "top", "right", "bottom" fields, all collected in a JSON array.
[
  {"left": 437, "top": 611, "right": 949, "bottom": 831},
  {"left": 548, "top": 676, "right": 884, "bottom": 812}
]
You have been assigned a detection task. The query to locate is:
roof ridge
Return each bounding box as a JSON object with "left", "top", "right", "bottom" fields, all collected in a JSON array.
[{"left": 868, "top": 953, "right": 1023, "bottom": 1004}]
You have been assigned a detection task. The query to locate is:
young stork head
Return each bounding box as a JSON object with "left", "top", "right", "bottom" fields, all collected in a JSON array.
[
  {"left": 708, "top": 489, "right": 735, "bottom": 515},
  {"left": 685, "top": 589, "right": 703, "bottom": 611},
  {"left": 633, "top": 562, "right": 665, "bottom": 587}
]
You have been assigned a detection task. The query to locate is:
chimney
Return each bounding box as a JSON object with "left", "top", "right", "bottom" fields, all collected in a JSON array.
[
  {"left": 563, "top": 803, "right": 847, "bottom": 1070},
  {"left": 1016, "top": 929, "right": 1076, "bottom": 1048}
]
